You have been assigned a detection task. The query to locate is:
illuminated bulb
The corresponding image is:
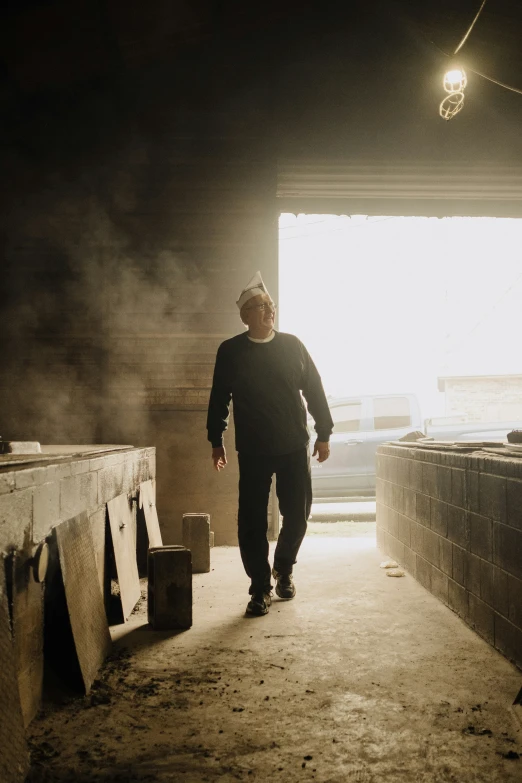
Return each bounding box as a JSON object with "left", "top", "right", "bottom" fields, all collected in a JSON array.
[{"left": 444, "top": 68, "right": 467, "bottom": 93}]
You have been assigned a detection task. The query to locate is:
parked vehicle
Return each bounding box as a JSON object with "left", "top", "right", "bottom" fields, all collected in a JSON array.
[
  {"left": 425, "top": 416, "right": 522, "bottom": 443},
  {"left": 311, "top": 394, "right": 522, "bottom": 500},
  {"left": 310, "top": 393, "right": 422, "bottom": 499}
]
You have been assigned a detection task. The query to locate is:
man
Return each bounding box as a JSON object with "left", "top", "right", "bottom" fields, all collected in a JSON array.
[{"left": 207, "top": 271, "right": 333, "bottom": 616}]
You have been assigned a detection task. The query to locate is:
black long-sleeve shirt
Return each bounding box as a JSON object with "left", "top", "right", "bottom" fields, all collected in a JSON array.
[{"left": 207, "top": 331, "right": 334, "bottom": 456}]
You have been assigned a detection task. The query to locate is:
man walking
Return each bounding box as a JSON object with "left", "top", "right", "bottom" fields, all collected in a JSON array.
[{"left": 207, "top": 272, "right": 333, "bottom": 616}]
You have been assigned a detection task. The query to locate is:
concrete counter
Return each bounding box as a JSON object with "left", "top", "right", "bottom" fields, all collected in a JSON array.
[
  {"left": 0, "top": 445, "right": 155, "bottom": 552},
  {"left": 376, "top": 443, "right": 522, "bottom": 670},
  {"left": 0, "top": 445, "right": 155, "bottom": 725}
]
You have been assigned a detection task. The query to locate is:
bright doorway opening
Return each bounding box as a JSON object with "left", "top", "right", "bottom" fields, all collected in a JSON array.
[
  {"left": 279, "top": 213, "right": 522, "bottom": 512},
  {"left": 279, "top": 213, "right": 522, "bottom": 421}
]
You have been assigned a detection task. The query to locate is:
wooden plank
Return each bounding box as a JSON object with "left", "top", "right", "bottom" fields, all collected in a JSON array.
[
  {"left": 11, "top": 551, "right": 44, "bottom": 727},
  {"left": 107, "top": 494, "right": 141, "bottom": 620},
  {"left": 139, "top": 480, "right": 162, "bottom": 548},
  {"left": 0, "top": 560, "right": 29, "bottom": 783},
  {"left": 55, "top": 513, "right": 112, "bottom": 693}
]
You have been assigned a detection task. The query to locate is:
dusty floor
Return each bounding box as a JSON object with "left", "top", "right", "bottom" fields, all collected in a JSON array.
[{"left": 28, "top": 523, "right": 521, "bottom": 782}]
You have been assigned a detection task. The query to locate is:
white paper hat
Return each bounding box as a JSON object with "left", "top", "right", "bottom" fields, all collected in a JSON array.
[{"left": 236, "top": 271, "right": 270, "bottom": 310}]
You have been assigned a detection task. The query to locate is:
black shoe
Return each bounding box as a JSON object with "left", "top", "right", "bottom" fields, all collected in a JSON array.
[
  {"left": 272, "top": 569, "right": 296, "bottom": 600},
  {"left": 246, "top": 592, "right": 272, "bottom": 616}
]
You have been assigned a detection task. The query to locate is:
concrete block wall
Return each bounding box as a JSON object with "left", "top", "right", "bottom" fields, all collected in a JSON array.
[
  {"left": 376, "top": 444, "right": 522, "bottom": 670},
  {"left": 0, "top": 446, "right": 155, "bottom": 726},
  {"left": 147, "top": 411, "right": 241, "bottom": 547},
  {"left": 138, "top": 412, "right": 277, "bottom": 547}
]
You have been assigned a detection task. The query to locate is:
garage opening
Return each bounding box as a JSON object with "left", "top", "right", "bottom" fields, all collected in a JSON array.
[{"left": 279, "top": 212, "right": 522, "bottom": 526}]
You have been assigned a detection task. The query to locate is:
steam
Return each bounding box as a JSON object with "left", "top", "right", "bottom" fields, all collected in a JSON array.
[{"left": 1, "top": 180, "right": 208, "bottom": 445}]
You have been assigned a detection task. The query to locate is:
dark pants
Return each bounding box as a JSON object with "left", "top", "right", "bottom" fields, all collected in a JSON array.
[{"left": 237, "top": 447, "right": 312, "bottom": 595}]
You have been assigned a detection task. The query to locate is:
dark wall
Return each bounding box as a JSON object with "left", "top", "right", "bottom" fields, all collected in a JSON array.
[{"left": 1, "top": 0, "right": 522, "bottom": 541}]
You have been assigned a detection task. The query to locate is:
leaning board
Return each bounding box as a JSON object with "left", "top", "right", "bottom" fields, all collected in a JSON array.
[
  {"left": 55, "top": 512, "right": 112, "bottom": 693},
  {"left": 107, "top": 494, "right": 141, "bottom": 620},
  {"left": 0, "top": 561, "right": 29, "bottom": 783},
  {"left": 139, "top": 480, "right": 162, "bottom": 548}
]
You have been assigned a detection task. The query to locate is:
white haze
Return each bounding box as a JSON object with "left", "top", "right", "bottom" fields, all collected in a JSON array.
[{"left": 279, "top": 213, "right": 522, "bottom": 421}]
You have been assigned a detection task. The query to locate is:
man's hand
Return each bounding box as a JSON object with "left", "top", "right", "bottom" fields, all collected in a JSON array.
[
  {"left": 212, "top": 446, "right": 227, "bottom": 471},
  {"left": 313, "top": 439, "right": 330, "bottom": 463}
]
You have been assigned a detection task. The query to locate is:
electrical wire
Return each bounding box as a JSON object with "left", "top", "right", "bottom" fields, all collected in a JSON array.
[
  {"left": 418, "top": 21, "right": 522, "bottom": 98},
  {"left": 448, "top": 0, "right": 522, "bottom": 96},
  {"left": 279, "top": 216, "right": 398, "bottom": 241},
  {"left": 454, "top": 0, "right": 488, "bottom": 55},
  {"left": 445, "top": 269, "right": 522, "bottom": 354},
  {"left": 279, "top": 218, "right": 332, "bottom": 232},
  {"left": 469, "top": 67, "right": 522, "bottom": 96},
  {"left": 280, "top": 215, "right": 393, "bottom": 235},
  {"left": 395, "top": 0, "right": 522, "bottom": 99}
]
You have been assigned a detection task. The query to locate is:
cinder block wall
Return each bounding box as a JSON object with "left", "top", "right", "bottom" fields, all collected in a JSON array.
[
  {"left": 0, "top": 446, "right": 155, "bottom": 725},
  {"left": 376, "top": 444, "right": 522, "bottom": 670}
]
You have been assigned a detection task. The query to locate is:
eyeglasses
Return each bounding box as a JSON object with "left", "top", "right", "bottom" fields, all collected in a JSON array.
[{"left": 245, "top": 302, "right": 277, "bottom": 313}]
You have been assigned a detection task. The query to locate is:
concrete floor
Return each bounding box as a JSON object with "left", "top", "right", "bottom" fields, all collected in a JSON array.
[{"left": 28, "top": 524, "right": 521, "bottom": 782}]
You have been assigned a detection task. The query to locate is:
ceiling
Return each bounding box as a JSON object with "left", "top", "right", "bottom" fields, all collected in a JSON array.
[{"left": 1, "top": 1, "right": 521, "bottom": 93}]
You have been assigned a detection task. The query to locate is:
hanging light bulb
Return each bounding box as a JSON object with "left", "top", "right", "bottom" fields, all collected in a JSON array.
[
  {"left": 443, "top": 67, "right": 467, "bottom": 93},
  {"left": 439, "top": 62, "right": 468, "bottom": 120},
  {"left": 436, "top": 0, "right": 490, "bottom": 118}
]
